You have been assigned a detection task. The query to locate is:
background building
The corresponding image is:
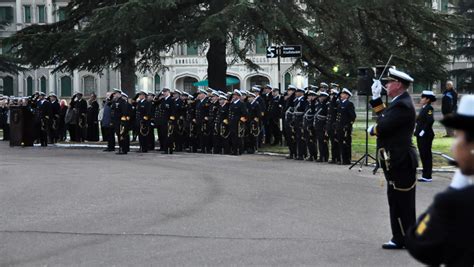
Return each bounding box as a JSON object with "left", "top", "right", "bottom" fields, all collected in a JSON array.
[{"left": 0, "top": 0, "right": 303, "bottom": 97}]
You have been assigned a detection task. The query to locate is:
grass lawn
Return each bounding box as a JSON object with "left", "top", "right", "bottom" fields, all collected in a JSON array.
[{"left": 260, "top": 120, "right": 454, "bottom": 168}]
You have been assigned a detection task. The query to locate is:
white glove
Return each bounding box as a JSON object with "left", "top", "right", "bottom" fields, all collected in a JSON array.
[
  {"left": 419, "top": 130, "right": 425, "bottom": 137},
  {"left": 371, "top": 79, "right": 382, "bottom": 100},
  {"left": 367, "top": 124, "right": 375, "bottom": 135}
]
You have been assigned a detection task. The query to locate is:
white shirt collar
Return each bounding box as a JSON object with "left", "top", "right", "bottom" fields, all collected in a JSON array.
[{"left": 233, "top": 99, "right": 240, "bottom": 104}]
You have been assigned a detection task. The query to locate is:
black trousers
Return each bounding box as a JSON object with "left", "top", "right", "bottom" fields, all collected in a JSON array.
[
  {"left": 2, "top": 124, "right": 10, "bottom": 141},
  {"left": 138, "top": 123, "right": 149, "bottom": 152},
  {"left": 148, "top": 126, "right": 156, "bottom": 150},
  {"left": 386, "top": 179, "right": 416, "bottom": 246},
  {"left": 328, "top": 128, "right": 340, "bottom": 163},
  {"left": 269, "top": 118, "right": 281, "bottom": 145},
  {"left": 115, "top": 123, "right": 129, "bottom": 153},
  {"left": 305, "top": 127, "right": 317, "bottom": 159},
  {"left": 104, "top": 126, "right": 115, "bottom": 150},
  {"left": 295, "top": 126, "right": 306, "bottom": 159},
  {"left": 337, "top": 127, "right": 352, "bottom": 164},
  {"left": 286, "top": 126, "right": 296, "bottom": 158},
  {"left": 158, "top": 123, "right": 173, "bottom": 153},
  {"left": 230, "top": 129, "right": 243, "bottom": 155},
  {"left": 316, "top": 131, "right": 329, "bottom": 161},
  {"left": 417, "top": 136, "right": 433, "bottom": 179},
  {"left": 381, "top": 151, "right": 417, "bottom": 247}
]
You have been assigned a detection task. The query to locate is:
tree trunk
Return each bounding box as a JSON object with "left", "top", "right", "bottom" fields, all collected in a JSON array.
[
  {"left": 206, "top": 37, "right": 227, "bottom": 91},
  {"left": 119, "top": 37, "right": 137, "bottom": 98}
]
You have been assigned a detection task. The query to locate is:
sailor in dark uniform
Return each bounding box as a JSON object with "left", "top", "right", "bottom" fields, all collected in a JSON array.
[
  {"left": 415, "top": 91, "right": 436, "bottom": 182},
  {"left": 293, "top": 87, "right": 308, "bottom": 160},
  {"left": 172, "top": 89, "right": 186, "bottom": 152},
  {"left": 246, "top": 91, "right": 262, "bottom": 154},
  {"left": 74, "top": 92, "right": 88, "bottom": 142},
  {"left": 147, "top": 93, "right": 156, "bottom": 151},
  {"left": 327, "top": 85, "right": 340, "bottom": 164},
  {"left": 251, "top": 86, "right": 266, "bottom": 148},
  {"left": 156, "top": 88, "right": 176, "bottom": 154},
  {"left": 369, "top": 68, "right": 418, "bottom": 249},
  {"left": 315, "top": 91, "right": 329, "bottom": 162},
  {"left": 214, "top": 93, "right": 230, "bottom": 154},
  {"left": 114, "top": 92, "right": 131, "bottom": 155},
  {"left": 49, "top": 93, "right": 60, "bottom": 143},
  {"left": 35, "top": 92, "right": 52, "bottom": 147},
  {"left": 229, "top": 90, "right": 247, "bottom": 155},
  {"left": 262, "top": 84, "right": 273, "bottom": 145},
  {"left": 195, "top": 88, "right": 210, "bottom": 153},
  {"left": 268, "top": 87, "right": 283, "bottom": 145},
  {"left": 135, "top": 91, "right": 152, "bottom": 153},
  {"left": 303, "top": 90, "right": 318, "bottom": 161},
  {"left": 283, "top": 85, "right": 297, "bottom": 159},
  {"left": 406, "top": 95, "right": 474, "bottom": 266},
  {"left": 336, "top": 88, "right": 356, "bottom": 165}
]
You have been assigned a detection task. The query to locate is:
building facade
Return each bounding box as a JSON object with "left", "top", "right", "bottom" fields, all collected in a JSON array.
[{"left": 0, "top": 0, "right": 303, "bottom": 97}]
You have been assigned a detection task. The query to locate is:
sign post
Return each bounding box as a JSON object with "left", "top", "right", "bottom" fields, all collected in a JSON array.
[{"left": 266, "top": 45, "right": 302, "bottom": 93}]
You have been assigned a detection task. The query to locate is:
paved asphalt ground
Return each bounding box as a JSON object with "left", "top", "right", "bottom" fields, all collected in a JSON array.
[{"left": 0, "top": 142, "right": 452, "bottom": 266}]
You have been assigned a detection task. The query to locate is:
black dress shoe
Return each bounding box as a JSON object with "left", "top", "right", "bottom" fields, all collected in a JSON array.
[
  {"left": 103, "top": 149, "right": 114, "bottom": 152},
  {"left": 116, "top": 151, "right": 127, "bottom": 155},
  {"left": 286, "top": 155, "right": 294, "bottom": 159},
  {"left": 161, "top": 151, "right": 169, "bottom": 154},
  {"left": 382, "top": 241, "right": 404, "bottom": 250},
  {"left": 296, "top": 157, "right": 304, "bottom": 161},
  {"left": 305, "top": 156, "right": 314, "bottom": 161}
]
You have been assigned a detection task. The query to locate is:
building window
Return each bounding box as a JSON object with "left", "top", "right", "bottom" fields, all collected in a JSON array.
[
  {"left": 82, "top": 75, "right": 97, "bottom": 95},
  {"left": 40, "top": 76, "right": 47, "bottom": 93},
  {"left": 255, "top": 34, "right": 268, "bottom": 54},
  {"left": 187, "top": 42, "right": 199, "bottom": 56},
  {"left": 0, "top": 39, "right": 13, "bottom": 55},
  {"left": 23, "top": 5, "right": 31, "bottom": 23},
  {"left": 183, "top": 77, "right": 198, "bottom": 93},
  {"left": 57, "top": 7, "right": 66, "bottom": 21},
  {"left": 26, "top": 76, "right": 33, "bottom": 96},
  {"left": 0, "top": 7, "right": 14, "bottom": 24},
  {"left": 154, "top": 74, "right": 161, "bottom": 93},
  {"left": 284, "top": 73, "right": 292, "bottom": 90},
  {"left": 1, "top": 76, "right": 14, "bottom": 96},
  {"left": 38, "top": 5, "right": 46, "bottom": 23},
  {"left": 60, "top": 76, "right": 72, "bottom": 97}
]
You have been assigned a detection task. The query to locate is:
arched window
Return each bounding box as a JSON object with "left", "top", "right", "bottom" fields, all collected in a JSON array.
[
  {"left": 1, "top": 76, "right": 14, "bottom": 96},
  {"left": 82, "top": 75, "right": 96, "bottom": 95},
  {"left": 284, "top": 73, "right": 292, "bottom": 90},
  {"left": 154, "top": 74, "right": 161, "bottom": 93},
  {"left": 249, "top": 75, "right": 269, "bottom": 88},
  {"left": 26, "top": 76, "right": 33, "bottom": 96},
  {"left": 40, "top": 76, "right": 47, "bottom": 93},
  {"left": 187, "top": 42, "right": 199, "bottom": 56},
  {"left": 61, "top": 76, "right": 72, "bottom": 97},
  {"left": 183, "top": 77, "right": 198, "bottom": 93}
]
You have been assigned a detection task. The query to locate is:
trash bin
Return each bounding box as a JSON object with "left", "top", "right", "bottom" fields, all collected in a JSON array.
[{"left": 9, "top": 105, "right": 34, "bottom": 147}]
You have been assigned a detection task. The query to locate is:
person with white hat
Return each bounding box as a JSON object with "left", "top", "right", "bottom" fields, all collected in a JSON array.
[
  {"left": 315, "top": 91, "right": 330, "bottom": 162},
  {"left": 195, "top": 87, "right": 211, "bottom": 153},
  {"left": 416, "top": 91, "right": 437, "bottom": 182},
  {"left": 293, "top": 87, "right": 308, "bottom": 160},
  {"left": 246, "top": 91, "right": 262, "bottom": 154},
  {"left": 369, "top": 68, "right": 418, "bottom": 249},
  {"left": 112, "top": 89, "right": 131, "bottom": 155},
  {"left": 156, "top": 87, "right": 176, "bottom": 154},
  {"left": 283, "top": 85, "right": 297, "bottom": 158},
  {"left": 327, "top": 86, "right": 341, "bottom": 164},
  {"left": 135, "top": 91, "right": 152, "bottom": 153},
  {"left": 335, "top": 88, "right": 356, "bottom": 165},
  {"left": 304, "top": 90, "right": 319, "bottom": 161},
  {"left": 406, "top": 95, "right": 474, "bottom": 266},
  {"left": 229, "top": 89, "right": 247, "bottom": 155}
]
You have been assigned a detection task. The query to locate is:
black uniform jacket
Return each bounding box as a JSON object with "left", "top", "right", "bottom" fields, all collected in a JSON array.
[
  {"left": 415, "top": 104, "right": 434, "bottom": 138},
  {"left": 406, "top": 185, "right": 474, "bottom": 266}
]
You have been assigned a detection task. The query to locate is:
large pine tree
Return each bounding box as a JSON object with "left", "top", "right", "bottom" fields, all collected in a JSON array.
[{"left": 9, "top": 0, "right": 464, "bottom": 94}]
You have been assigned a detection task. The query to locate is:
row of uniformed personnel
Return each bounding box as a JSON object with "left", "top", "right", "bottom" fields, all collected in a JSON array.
[{"left": 282, "top": 83, "right": 356, "bottom": 164}]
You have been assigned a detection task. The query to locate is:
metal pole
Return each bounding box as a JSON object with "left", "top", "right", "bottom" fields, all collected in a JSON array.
[{"left": 278, "top": 47, "right": 281, "bottom": 94}]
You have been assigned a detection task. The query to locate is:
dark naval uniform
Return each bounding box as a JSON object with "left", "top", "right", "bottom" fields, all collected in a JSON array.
[
  {"left": 247, "top": 99, "right": 263, "bottom": 154},
  {"left": 112, "top": 97, "right": 130, "bottom": 154},
  {"left": 326, "top": 95, "right": 340, "bottom": 163},
  {"left": 335, "top": 99, "right": 356, "bottom": 164},
  {"left": 415, "top": 103, "right": 435, "bottom": 180},
  {"left": 268, "top": 93, "right": 283, "bottom": 145},
  {"left": 50, "top": 99, "right": 60, "bottom": 143},
  {"left": 35, "top": 98, "right": 52, "bottom": 146},
  {"left": 315, "top": 98, "right": 329, "bottom": 162},
  {"left": 406, "top": 185, "right": 474, "bottom": 266},
  {"left": 214, "top": 101, "right": 230, "bottom": 154},
  {"left": 229, "top": 99, "right": 247, "bottom": 155},
  {"left": 195, "top": 97, "right": 211, "bottom": 153},
  {"left": 136, "top": 98, "right": 152, "bottom": 152},
  {"left": 304, "top": 98, "right": 317, "bottom": 161},
  {"left": 156, "top": 95, "right": 176, "bottom": 154},
  {"left": 370, "top": 91, "right": 418, "bottom": 248},
  {"left": 293, "top": 95, "right": 308, "bottom": 160}
]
